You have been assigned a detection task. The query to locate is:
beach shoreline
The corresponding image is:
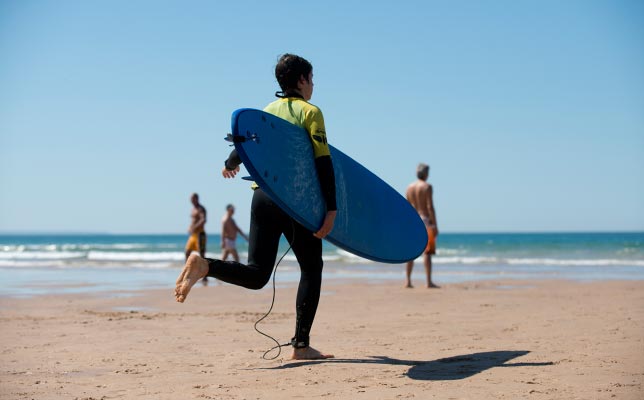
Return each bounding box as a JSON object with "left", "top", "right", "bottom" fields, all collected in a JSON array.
[{"left": 1, "top": 278, "right": 642, "bottom": 399}]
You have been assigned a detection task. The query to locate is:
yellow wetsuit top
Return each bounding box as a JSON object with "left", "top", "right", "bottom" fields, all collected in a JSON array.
[
  {"left": 263, "top": 98, "right": 331, "bottom": 159},
  {"left": 263, "top": 97, "right": 336, "bottom": 211},
  {"left": 224, "top": 96, "right": 337, "bottom": 211}
]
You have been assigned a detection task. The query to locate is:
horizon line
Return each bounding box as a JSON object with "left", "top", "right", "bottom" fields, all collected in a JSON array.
[{"left": 0, "top": 230, "right": 643, "bottom": 236}]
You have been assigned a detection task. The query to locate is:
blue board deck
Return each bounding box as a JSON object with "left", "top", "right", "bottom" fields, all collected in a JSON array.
[{"left": 230, "top": 108, "right": 427, "bottom": 263}]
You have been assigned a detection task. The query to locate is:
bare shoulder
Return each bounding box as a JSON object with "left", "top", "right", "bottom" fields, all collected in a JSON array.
[{"left": 418, "top": 181, "right": 431, "bottom": 192}]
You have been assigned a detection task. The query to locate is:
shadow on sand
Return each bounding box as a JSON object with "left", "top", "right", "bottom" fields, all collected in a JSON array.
[{"left": 256, "top": 350, "right": 553, "bottom": 380}]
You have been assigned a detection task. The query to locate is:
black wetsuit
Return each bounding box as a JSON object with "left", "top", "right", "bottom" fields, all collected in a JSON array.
[{"left": 205, "top": 95, "right": 336, "bottom": 348}]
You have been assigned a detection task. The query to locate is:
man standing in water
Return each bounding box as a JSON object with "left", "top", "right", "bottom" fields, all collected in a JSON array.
[
  {"left": 221, "top": 204, "right": 248, "bottom": 262},
  {"left": 185, "top": 193, "right": 207, "bottom": 261},
  {"left": 405, "top": 163, "right": 439, "bottom": 288}
]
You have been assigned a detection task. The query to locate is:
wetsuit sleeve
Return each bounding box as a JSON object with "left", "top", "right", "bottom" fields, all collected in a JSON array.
[
  {"left": 315, "top": 155, "right": 337, "bottom": 211},
  {"left": 306, "top": 109, "right": 337, "bottom": 211},
  {"left": 224, "top": 149, "right": 242, "bottom": 170}
]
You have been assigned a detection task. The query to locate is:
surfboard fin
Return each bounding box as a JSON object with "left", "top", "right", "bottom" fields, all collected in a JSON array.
[{"left": 225, "top": 132, "right": 260, "bottom": 144}]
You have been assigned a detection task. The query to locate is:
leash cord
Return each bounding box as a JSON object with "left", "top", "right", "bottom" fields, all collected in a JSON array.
[{"left": 253, "top": 241, "right": 293, "bottom": 360}]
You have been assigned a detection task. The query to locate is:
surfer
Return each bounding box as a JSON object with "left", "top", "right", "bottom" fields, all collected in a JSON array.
[
  {"left": 175, "top": 54, "right": 337, "bottom": 360},
  {"left": 405, "top": 163, "right": 440, "bottom": 288},
  {"left": 221, "top": 204, "right": 248, "bottom": 262}
]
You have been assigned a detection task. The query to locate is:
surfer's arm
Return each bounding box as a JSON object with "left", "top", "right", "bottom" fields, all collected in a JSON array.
[
  {"left": 313, "top": 155, "right": 336, "bottom": 239},
  {"left": 305, "top": 108, "right": 337, "bottom": 238},
  {"left": 306, "top": 110, "right": 336, "bottom": 212},
  {"left": 314, "top": 209, "right": 336, "bottom": 239},
  {"left": 314, "top": 155, "right": 337, "bottom": 211},
  {"left": 224, "top": 149, "right": 242, "bottom": 170},
  {"left": 222, "top": 149, "right": 242, "bottom": 178}
]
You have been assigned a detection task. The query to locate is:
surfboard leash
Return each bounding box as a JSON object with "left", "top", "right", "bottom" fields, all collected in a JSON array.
[{"left": 253, "top": 224, "right": 296, "bottom": 360}]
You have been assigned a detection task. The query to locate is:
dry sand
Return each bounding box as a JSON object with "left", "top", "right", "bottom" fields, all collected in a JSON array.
[{"left": 1, "top": 279, "right": 643, "bottom": 399}]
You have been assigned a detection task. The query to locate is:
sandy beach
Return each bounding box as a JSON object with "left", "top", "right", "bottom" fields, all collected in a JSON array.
[{"left": 1, "top": 278, "right": 643, "bottom": 399}]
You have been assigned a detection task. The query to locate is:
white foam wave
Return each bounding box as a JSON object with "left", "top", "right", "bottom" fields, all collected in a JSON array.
[
  {"left": 0, "top": 243, "right": 177, "bottom": 252},
  {"left": 506, "top": 258, "right": 644, "bottom": 267},
  {"left": 0, "top": 251, "right": 86, "bottom": 260},
  {"left": 0, "top": 260, "right": 69, "bottom": 268},
  {"left": 84, "top": 261, "right": 179, "bottom": 269},
  {"left": 333, "top": 249, "right": 372, "bottom": 263},
  {"left": 431, "top": 256, "right": 644, "bottom": 267},
  {"left": 2, "top": 247, "right": 643, "bottom": 270},
  {"left": 62, "top": 243, "right": 151, "bottom": 251},
  {"left": 436, "top": 248, "right": 468, "bottom": 256},
  {"left": 87, "top": 251, "right": 185, "bottom": 261},
  {"left": 433, "top": 256, "right": 499, "bottom": 264},
  {"left": 331, "top": 249, "right": 471, "bottom": 263}
]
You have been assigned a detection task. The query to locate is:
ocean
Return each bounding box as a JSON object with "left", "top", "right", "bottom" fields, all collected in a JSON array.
[{"left": 1, "top": 232, "right": 643, "bottom": 297}]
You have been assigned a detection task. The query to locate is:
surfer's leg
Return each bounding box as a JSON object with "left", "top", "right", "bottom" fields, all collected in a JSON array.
[
  {"left": 205, "top": 189, "right": 283, "bottom": 289},
  {"left": 286, "top": 221, "right": 333, "bottom": 359}
]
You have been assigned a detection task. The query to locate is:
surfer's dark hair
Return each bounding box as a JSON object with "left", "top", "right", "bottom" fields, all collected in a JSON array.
[{"left": 275, "top": 54, "right": 312, "bottom": 95}]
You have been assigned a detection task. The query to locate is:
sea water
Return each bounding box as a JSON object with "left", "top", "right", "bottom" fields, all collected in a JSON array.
[{"left": 0, "top": 232, "right": 642, "bottom": 296}]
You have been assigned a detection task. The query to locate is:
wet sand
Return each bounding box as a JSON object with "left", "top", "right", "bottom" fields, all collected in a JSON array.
[{"left": 1, "top": 279, "right": 643, "bottom": 399}]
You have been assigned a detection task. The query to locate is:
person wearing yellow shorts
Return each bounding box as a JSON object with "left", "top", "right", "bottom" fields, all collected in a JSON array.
[
  {"left": 405, "top": 163, "right": 439, "bottom": 288},
  {"left": 185, "top": 193, "right": 207, "bottom": 260},
  {"left": 185, "top": 230, "right": 206, "bottom": 257}
]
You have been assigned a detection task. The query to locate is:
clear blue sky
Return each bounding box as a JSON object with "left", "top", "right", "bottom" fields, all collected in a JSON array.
[{"left": 1, "top": 0, "right": 643, "bottom": 234}]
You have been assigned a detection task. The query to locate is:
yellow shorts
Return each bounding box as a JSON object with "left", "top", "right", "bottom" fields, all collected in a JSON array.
[
  {"left": 425, "top": 227, "right": 436, "bottom": 255},
  {"left": 185, "top": 232, "right": 207, "bottom": 253}
]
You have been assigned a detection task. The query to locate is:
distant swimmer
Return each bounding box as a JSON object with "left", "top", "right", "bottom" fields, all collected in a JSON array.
[
  {"left": 405, "top": 163, "right": 439, "bottom": 289},
  {"left": 185, "top": 193, "right": 207, "bottom": 260},
  {"left": 221, "top": 204, "right": 248, "bottom": 262}
]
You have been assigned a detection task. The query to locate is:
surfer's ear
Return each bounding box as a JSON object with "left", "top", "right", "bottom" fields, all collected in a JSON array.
[{"left": 299, "top": 74, "right": 310, "bottom": 84}]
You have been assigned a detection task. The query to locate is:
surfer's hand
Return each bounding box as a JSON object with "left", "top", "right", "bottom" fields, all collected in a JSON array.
[
  {"left": 222, "top": 166, "right": 240, "bottom": 178},
  {"left": 314, "top": 210, "right": 336, "bottom": 239}
]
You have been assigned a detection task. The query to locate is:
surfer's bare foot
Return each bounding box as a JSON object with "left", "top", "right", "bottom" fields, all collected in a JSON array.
[
  {"left": 427, "top": 283, "right": 440, "bottom": 289},
  {"left": 175, "top": 254, "right": 209, "bottom": 303},
  {"left": 290, "top": 346, "right": 335, "bottom": 360},
  {"left": 405, "top": 282, "right": 414, "bottom": 289}
]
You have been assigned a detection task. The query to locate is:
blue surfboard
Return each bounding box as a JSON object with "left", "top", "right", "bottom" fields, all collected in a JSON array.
[{"left": 230, "top": 108, "right": 427, "bottom": 263}]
